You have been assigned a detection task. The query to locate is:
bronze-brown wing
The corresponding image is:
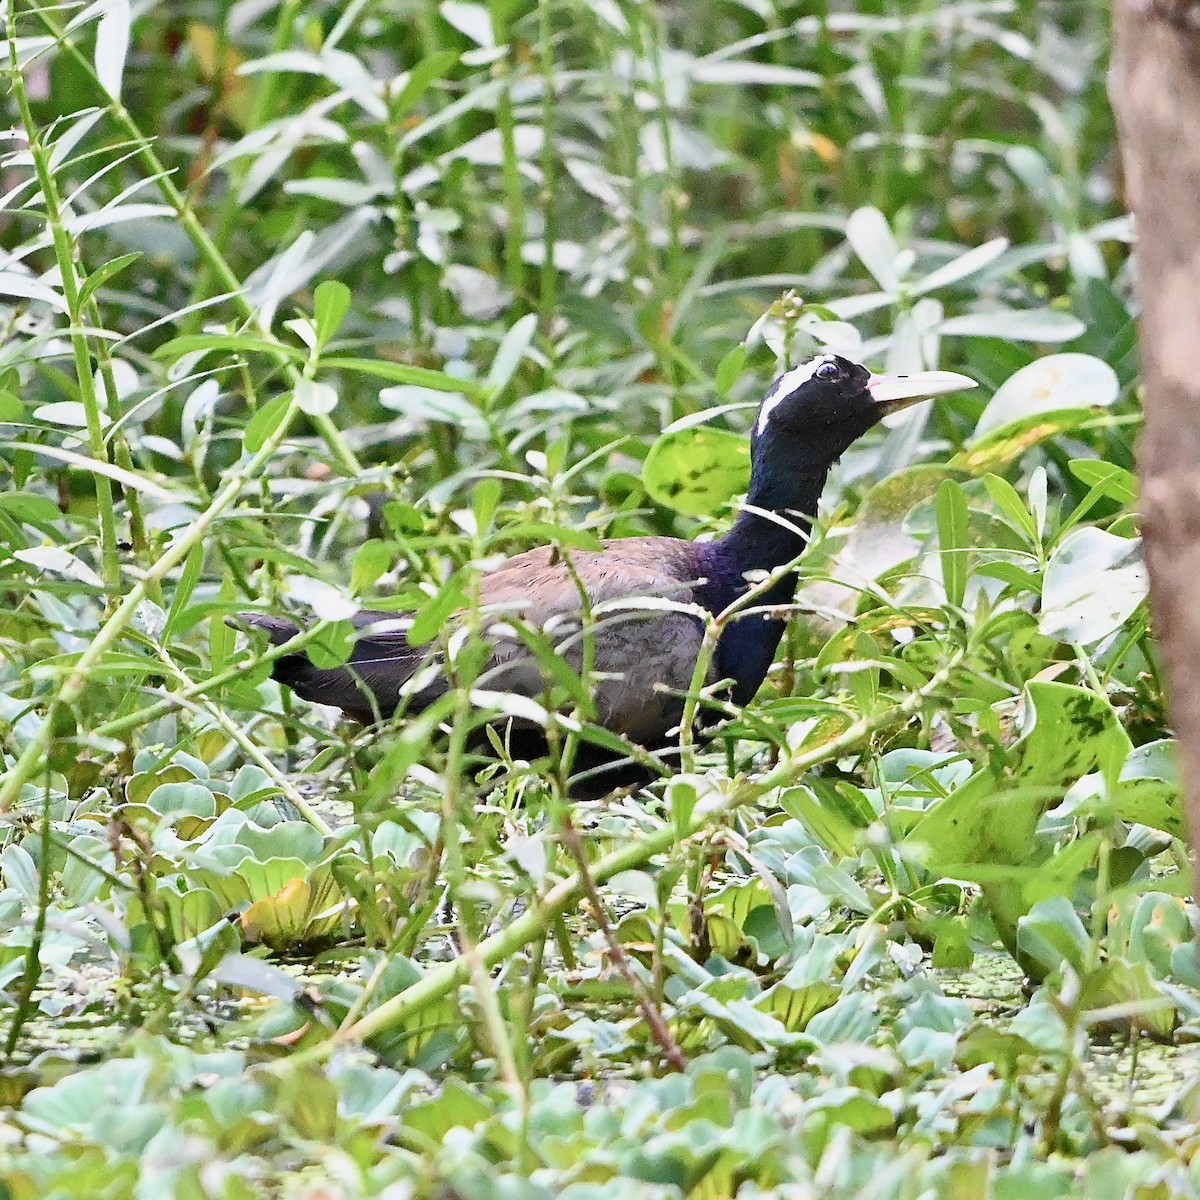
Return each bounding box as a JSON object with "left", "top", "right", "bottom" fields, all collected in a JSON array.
[
  {"left": 238, "top": 535, "right": 710, "bottom": 743},
  {"left": 474, "top": 538, "right": 709, "bottom": 742}
]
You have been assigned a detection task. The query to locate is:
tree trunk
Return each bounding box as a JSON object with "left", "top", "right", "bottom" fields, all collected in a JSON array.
[{"left": 1110, "top": 1, "right": 1200, "bottom": 886}]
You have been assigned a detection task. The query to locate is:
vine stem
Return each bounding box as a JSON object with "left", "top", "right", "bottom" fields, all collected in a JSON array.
[{"left": 301, "top": 645, "right": 962, "bottom": 1055}]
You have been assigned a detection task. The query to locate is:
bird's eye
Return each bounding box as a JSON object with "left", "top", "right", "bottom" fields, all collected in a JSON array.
[{"left": 814, "top": 360, "right": 840, "bottom": 382}]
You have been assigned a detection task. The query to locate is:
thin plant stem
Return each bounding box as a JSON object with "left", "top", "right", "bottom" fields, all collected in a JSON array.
[
  {"left": 537, "top": 0, "right": 558, "bottom": 329},
  {"left": 560, "top": 816, "right": 688, "bottom": 1071},
  {"left": 6, "top": 15, "right": 121, "bottom": 595}
]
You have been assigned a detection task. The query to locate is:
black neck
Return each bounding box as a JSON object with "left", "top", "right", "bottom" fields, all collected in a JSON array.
[
  {"left": 696, "top": 452, "right": 831, "bottom": 705},
  {"left": 712, "top": 456, "right": 828, "bottom": 582}
]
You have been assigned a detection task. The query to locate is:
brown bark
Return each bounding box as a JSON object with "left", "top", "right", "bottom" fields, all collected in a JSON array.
[{"left": 1110, "top": 0, "right": 1200, "bottom": 887}]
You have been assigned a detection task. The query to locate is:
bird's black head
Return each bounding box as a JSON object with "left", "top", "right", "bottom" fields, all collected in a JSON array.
[{"left": 750, "top": 353, "right": 974, "bottom": 474}]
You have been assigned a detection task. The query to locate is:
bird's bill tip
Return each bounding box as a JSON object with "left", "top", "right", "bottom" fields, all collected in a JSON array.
[{"left": 867, "top": 369, "right": 977, "bottom": 413}]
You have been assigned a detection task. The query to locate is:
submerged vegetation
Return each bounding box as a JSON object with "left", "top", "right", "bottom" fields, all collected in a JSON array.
[{"left": 1, "top": 0, "right": 1196, "bottom": 1195}]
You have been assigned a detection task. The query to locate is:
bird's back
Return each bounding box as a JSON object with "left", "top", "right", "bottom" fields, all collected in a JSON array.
[{"left": 240, "top": 535, "right": 710, "bottom": 742}]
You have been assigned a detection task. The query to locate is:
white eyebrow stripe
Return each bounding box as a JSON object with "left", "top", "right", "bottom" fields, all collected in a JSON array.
[{"left": 755, "top": 355, "right": 834, "bottom": 435}]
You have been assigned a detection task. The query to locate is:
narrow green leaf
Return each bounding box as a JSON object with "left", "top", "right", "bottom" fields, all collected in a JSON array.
[
  {"left": 408, "top": 571, "right": 467, "bottom": 646},
  {"left": 210, "top": 576, "right": 236, "bottom": 676},
  {"left": 244, "top": 393, "right": 293, "bottom": 454},
  {"left": 324, "top": 356, "right": 483, "bottom": 398},
  {"left": 491, "top": 522, "right": 603, "bottom": 551},
  {"left": 1064, "top": 459, "right": 1138, "bottom": 528},
  {"left": 95, "top": 0, "right": 131, "bottom": 99},
  {"left": 165, "top": 543, "right": 206, "bottom": 639},
  {"left": 935, "top": 478, "right": 970, "bottom": 607},
  {"left": 391, "top": 50, "right": 459, "bottom": 119},
  {"left": 472, "top": 478, "right": 502, "bottom": 531},
  {"left": 6, "top": 440, "right": 177, "bottom": 501},
  {"left": 974, "top": 561, "right": 1042, "bottom": 594},
  {"left": 715, "top": 343, "right": 747, "bottom": 396},
  {"left": 78, "top": 252, "right": 141, "bottom": 308},
  {"left": 485, "top": 313, "right": 538, "bottom": 400},
  {"left": 847, "top": 631, "right": 880, "bottom": 716},
  {"left": 313, "top": 280, "right": 351, "bottom": 348},
  {"left": 155, "top": 334, "right": 306, "bottom": 363},
  {"left": 983, "top": 473, "right": 1039, "bottom": 542},
  {"left": 504, "top": 622, "right": 594, "bottom": 715},
  {"left": 778, "top": 786, "right": 859, "bottom": 857}
]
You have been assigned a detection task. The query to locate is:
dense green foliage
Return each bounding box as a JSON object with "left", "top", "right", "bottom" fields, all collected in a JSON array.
[{"left": 2, "top": 0, "right": 1198, "bottom": 1196}]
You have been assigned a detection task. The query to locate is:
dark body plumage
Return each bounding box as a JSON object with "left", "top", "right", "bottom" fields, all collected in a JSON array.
[{"left": 239, "top": 355, "right": 972, "bottom": 788}]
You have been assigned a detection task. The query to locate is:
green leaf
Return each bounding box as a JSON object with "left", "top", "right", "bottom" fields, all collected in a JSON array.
[
  {"left": 391, "top": 50, "right": 459, "bottom": 119},
  {"left": 935, "top": 478, "right": 969, "bottom": 607},
  {"left": 974, "top": 354, "right": 1119, "bottom": 438},
  {"left": 643, "top": 426, "right": 751, "bottom": 516},
  {"left": 1067, "top": 459, "right": 1137, "bottom": 505},
  {"left": 349, "top": 540, "right": 392, "bottom": 595},
  {"left": 983, "top": 473, "right": 1039, "bottom": 542},
  {"left": 778, "top": 786, "right": 860, "bottom": 857},
  {"left": 472, "top": 478, "right": 502, "bottom": 530},
  {"left": 1079, "top": 958, "right": 1177, "bottom": 1039},
  {"left": 325, "top": 356, "right": 483, "bottom": 398},
  {"left": 904, "top": 681, "right": 1131, "bottom": 956},
  {"left": 1039, "top": 527, "right": 1147, "bottom": 646},
  {"left": 939, "top": 307, "right": 1084, "bottom": 342},
  {"left": 407, "top": 571, "right": 467, "bottom": 646},
  {"left": 313, "top": 279, "right": 351, "bottom": 347},
  {"left": 485, "top": 312, "right": 537, "bottom": 400},
  {"left": 361, "top": 696, "right": 458, "bottom": 810},
  {"left": 155, "top": 333, "right": 306, "bottom": 363},
  {"left": 0, "top": 389, "right": 23, "bottom": 422},
  {"left": 146, "top": 781, "right": 218, "bottom": 819},
  {"left": 406, "top": 1079, "right": 494, "bottom": 1143},
  {"left": 1016, "top": 896, "right": 1090, "bottom": 975},
  {"left": 974, "top": 561, "right": 1042, "bottom": 593},
  {"left": 715, "top": 343, "right": 747, "bottom": 395},
  {"left": 243, "top": 393, "right": 293, "bottom": 454},
  {"left": 845, "top": 206, "right": 900, "bottom": 291},
  {"left": 0, "top": 490, "right": 60, "bottom": 523},
  {"left": 492, "top": 522, "right": 603, "bottom": 551},
  {"left": 903, "top": 683, "right": 1130, "bottom": 866},
  {"left": 306, "top": 620, "right": 355, "bottom": 669},
  {"left": 78, "top": 252, "right": 141, "bottom": 309},
  {"left": 500, "top": 621, "right": 594, "bottom": 715},
  {"left": 164, "top": 543, "right": 205, "bottom": 639},
  {"left": 1064, "top": 459, "right": 1138, "bottom": 527},
  {"left": 294, "top": 378, "right": 338, "bottom": 416},
  {"left": 1056, "top": 740, "right": 1185, "bottom": 839},
  {"left": 952, "top": 409, "right": 1104, "bottom": 474}
]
